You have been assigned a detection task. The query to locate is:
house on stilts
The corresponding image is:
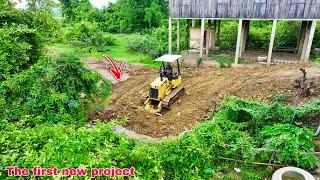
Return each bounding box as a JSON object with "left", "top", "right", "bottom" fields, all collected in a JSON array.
[{"left": 168, "top": 0, "right": 320, "bottom": 64}]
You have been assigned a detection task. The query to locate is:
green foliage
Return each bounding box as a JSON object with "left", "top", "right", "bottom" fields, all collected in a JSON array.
[
  {"left": 126, "top": 34, "right": 161, "bottom": 58},
  {"left": 196, "top": 57, "right": 203, "bottom": 67},
  {"left": 0, "top": 54, "right": 111, "bottom": 128},
  {"left": 219, "top": 21, "right": 304, "bottom": 51},
  {"left": 0, "top": 24, "right": 40, "bottom": 81},
  {"left": 126, "top": 21, "right": 189, "bottom": 58},
  {"left": 31, "top": 9, "right": 62, "bottom": 43},
  {"left": 0, "top": 122, "right": 162, "bottom": 179},
  {"left": 213, "top": 54, "right": 233, "bottom": 68},
  {"left": 59, "top": 0, "right": 168, "bottom": 33},
  {"left": 1, "top": 98, "right": 318, "bottom": 179},
  {"left": 219, "top": 21, "right": 238, "bottom": 50},
  {"left": 0, "top": 6, "right": 61, "bottom": 81},
  {"left": 267, "top": 92, "right": 291, "bottom": 103},
  {"left": 212, "top": 97, "right": 318, "bottom": 169},
  {"left": 215, "top": 97, "right": 294, "bottom": 135},
  {"left": 259, "top": 124, "right": 317, "bottom": 169},
  {"left": 65, "top": 22, "right": 115, "bottom": 52}
]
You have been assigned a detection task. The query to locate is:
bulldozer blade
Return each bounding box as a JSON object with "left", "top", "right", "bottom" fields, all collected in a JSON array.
[{"left": 163, "top": 87, "right": 185, "bottom": 108}]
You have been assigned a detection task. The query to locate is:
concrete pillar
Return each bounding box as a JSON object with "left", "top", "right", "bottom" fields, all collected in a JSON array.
[
  {"left": 304, "top": 20, "right": 317, "bottom": 61},
  {"left": 200, "top": 18, "right": 205, "bottom": 58},
  {"left": 177, "top": 19, "right": 180, "bottom": 53},
  {"left": 206, "top": 20, "right": 211, "bottom": 55},
  {"left": 241, "top": 20, "right": 250, "bottom": 53},
  {"left": 267, "top": 20, "right": 277, "bottom": 65},
  {"left": 239, "top": 20, "right": 250, "bottom": 57},
  {"left": 169, "top": 18, "right": 172, "bottom": 54},
  {"left": 297, "top": 21, "right": 308, "bottom": 55},
  {"left": 235, "top": 19, "right": 243, "bottom": 64},
  {"left": 300, "top": 21, "right": 311, "bottom": 61},
  {"left": 217, "top": 20, "right": 221, "bottom": 46},
  {"left": 192, "top": 19, "right": 196, "bottom": 27},
  {"left": 212, "top": 20, "right": 217, "bottom": 48}
]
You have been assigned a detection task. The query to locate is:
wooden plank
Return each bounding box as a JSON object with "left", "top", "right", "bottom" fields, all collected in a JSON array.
[{"left": 170, "top": 0, "right": 320, "bottom": 19}]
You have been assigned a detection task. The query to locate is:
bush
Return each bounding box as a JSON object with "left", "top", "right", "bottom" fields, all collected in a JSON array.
[
  {"left": 125, "top": 34, "right": 162, "bottom": 58},
  {"left": 259, "top": 124, "right": 317, "bottom": 169},
  {"left": 1, "top": 98, "right": 318, "bottom": 179},
  {"left": 0, "top": 7, "right": 61, "bottom": 81},
  {"left": 65, "top": 22, "right": 114, "bottom": 52},
  {"left": 0, "top": 54, "right": 111, "bottom": 128},
  {"left": 0, "top": 24, "right": 41, "bottom": 81}
]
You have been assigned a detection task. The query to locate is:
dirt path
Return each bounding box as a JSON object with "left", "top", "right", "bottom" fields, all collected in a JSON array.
[{"left": 89, "top": 60, "right": 320, "bottom": 138}]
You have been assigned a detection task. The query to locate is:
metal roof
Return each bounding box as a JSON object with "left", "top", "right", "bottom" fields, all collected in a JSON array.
[{"left": 155, "top": 55, "right": 183, "bottom": 63}]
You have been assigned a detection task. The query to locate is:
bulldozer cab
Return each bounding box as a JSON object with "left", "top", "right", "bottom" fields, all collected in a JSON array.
[
  {"left": 156, "top": 55, "right": 182, "bottom": 81},
  {"left": 143, "top": 55, "right": 184, "bottom": 115}
]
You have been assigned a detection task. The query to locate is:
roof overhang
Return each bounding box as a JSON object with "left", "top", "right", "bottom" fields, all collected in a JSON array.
[{"left": 155, "top": 55, "right": 183, "bottom": 63}]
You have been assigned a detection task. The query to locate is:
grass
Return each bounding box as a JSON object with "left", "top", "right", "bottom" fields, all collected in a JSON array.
[
  {"left": 47, "top": 33, "right": 161, "bottom": 68},
  {"left": 212, "top": 54, "right": 234, "bottom": 68}
]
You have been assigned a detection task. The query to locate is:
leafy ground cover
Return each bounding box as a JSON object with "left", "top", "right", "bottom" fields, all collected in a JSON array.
[{"left": 1, "top": 97, "right": 318, "bottom": 179}]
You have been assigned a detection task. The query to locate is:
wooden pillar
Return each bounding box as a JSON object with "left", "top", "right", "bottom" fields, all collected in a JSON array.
[
  {"left": 217, "top": 20, "right": 221, "bottom": 46},
  {"left": 267, "top": 20, "right": 277, "bottom": 65},
  {"left": 300, "top": 21, "right": 311, "bottom": 61},
  {"left": 304, "top": 20, "right": 317, "bottom": 61},
  {"left": 177, "top": 19, "right": 180, "bottom": 53},
  {"left": 235, "top": 19, "right": 243, "bottom": 64},
  {"left": 192, "top": 19, "right": 196, "bottom": 27},
  {"left": 297, "top": 21, "right": 308, "bottom": 55},
  {"left": 206, "top": 20, "right": 211, "bottom": 55},
  {"left": 200, "top": 18, "right": 205, "bottom": 58},
  {"left": 169, "top": 18, "right": 172, "bottom": 54}
]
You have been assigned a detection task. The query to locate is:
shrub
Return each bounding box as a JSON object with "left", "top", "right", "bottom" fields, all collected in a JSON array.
[
  {"left": 0, "top": 24, "right": 42, "bottom": 81},
  {"left": 65, "top": 22, "right": 114, "bottom": 52},
  {"left": 1, "top": 98, "right": 318, "bottom": 179},
  {"left": 126, "top": 34, "right": 163, "bottom": 58},
  {"left": 0, "top": 7, "right": 61, "bottom": 81},
  {"left": 259, "top": 124, "right": 317, "bottom": 169},
  {"left": 0, "top": 54, "right": 111, "bottom": 128}
]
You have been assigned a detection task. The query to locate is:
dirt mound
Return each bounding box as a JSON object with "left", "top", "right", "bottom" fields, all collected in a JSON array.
[{"left": 90, "top": 61, "right": 320, "bottom": 138}]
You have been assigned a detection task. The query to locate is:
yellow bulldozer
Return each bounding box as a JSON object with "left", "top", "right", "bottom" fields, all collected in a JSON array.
[{"left": 143, "top": 55, "right": 185, "bottom": 115}]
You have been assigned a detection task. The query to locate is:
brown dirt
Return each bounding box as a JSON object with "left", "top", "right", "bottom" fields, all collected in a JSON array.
[{"left": 89, "top": 61, "right": 320, "bottom": 138}]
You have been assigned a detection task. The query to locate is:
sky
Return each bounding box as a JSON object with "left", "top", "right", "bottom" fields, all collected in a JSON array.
[{"left": 11, "top": 0, "right": 116, "bottom": 9}]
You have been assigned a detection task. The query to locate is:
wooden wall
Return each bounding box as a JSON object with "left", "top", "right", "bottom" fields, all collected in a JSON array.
[{"left": 170, "top": 0, "right": 320, "bottom": 19}]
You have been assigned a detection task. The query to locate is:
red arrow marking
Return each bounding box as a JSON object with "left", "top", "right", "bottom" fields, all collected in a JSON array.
[{"left": 107, "top": 58, "right": 124, "bottom": 81}]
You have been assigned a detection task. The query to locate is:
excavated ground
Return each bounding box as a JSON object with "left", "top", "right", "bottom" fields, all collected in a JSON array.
[{"left": 88, "top": 60, "right": 320, "bottom": 138}]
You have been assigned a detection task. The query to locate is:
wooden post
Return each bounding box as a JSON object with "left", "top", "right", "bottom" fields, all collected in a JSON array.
[
  {"left": 206, "top": 20, "right": 211, "bottom": 55},
  {"left": 300, "top": 21, "right": 311, "bottom": 61},
  {"left": 200, "top": 18, "right": 205, "bottom": 58},
  {"left": 235, "top": 19, "right": 243, "bottom": 64},
  {"left": 169, "top": 18, "right": 172, "bottom": 54},
  {"left": 267, "top": 20, "right": 277, "bottom": 65},
  {"left": 304, "top": 20, "right": 317, "bottom": 61},
  {"left": 177, "top": 19, "right": 180, "bottom": 53},
  {"left": 297, "top": 21, "right": 307, "bottom": 55}
]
